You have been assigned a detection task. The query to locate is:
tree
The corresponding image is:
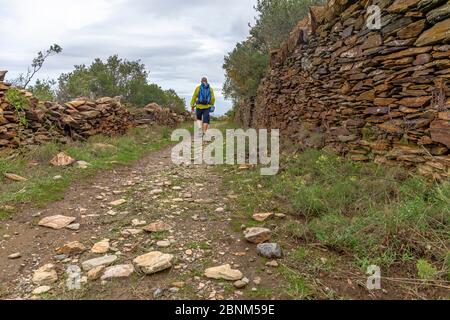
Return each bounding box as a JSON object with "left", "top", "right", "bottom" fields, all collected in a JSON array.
[
  {"left": 133, "top": 84, "right": 186, "bottom": 113},
  {"left": 250, "top": 0, "right": 321, "bottom": 51},
  {"left": 28, "top": 79, "right": 57, "bottom": 101},
  {"left": 13, "top": 44, "right": 62, "bottom": 89},
  {"left": 223, "top": 40, "right": 269, "bottom": 101},
  {"left": 56, "top": 55, "right": 186, "bottom": 113},
  {"left": 57, "top": 64, "right": 92, "bottom": 101},
  {"left": 163, "top": 89, "right": 187, "bottom": 114},
  {"left": 57, "top": 55, "right": 148, "bottom": 103},
  {"left": 223, "top": 0, "right": 324, "bottom": 103}
]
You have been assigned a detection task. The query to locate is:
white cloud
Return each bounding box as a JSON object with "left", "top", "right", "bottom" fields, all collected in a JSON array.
[{"left": 0, "top": 0, "right": 257, "bottom": 114}]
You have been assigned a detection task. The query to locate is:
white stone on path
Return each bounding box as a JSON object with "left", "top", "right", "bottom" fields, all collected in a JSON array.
[
  {"left": 143, "top": 221, "right": 171, "bottom": 233},
  {"left": 8, "top": 252, "right": 21, "bottom": 259},
  {"left": 244, "top": 227, "right": 271, "bottom": 244},
  {"left": 32, "top": 264, "right": 58, "bottom": 285},
  {"left": 50, "top": 152, "right": 75, "bottom": 167},
  {"left": 38, "top": 215, "right": 76, "bottom": 230},
  {"left": 66, "top": 223, "right": 80, "bottom": 231},
  {"left": 87, "top": 266, "right": 106, "bottom": 281},
  {"left": 132, "top": 219, "right": 146, "bottom": 227},
  {"left": 252, "top": 213, "right": 274, "bottom": 222},
  {"left": 204, "top": 264, "right": 243, "bottom": 281},
  {"left": 32, "top": 286, "right": 52, "bottom": 295},
  {"left": 101, "top": 264, "right": 134, "bottom": 280},
  {"left": 233, "top": 280, "right": 247, "bottom": 289},
  {"left": 133, "top": 252, "right": 174, "bottom": 275},
  {"left": 76, "top": 161, "right": 91, "bottom": 169},
  {"left": 266, "top": 261, "right": 279, "bottom": 268},
  {"left": 82, "top": 255, "right": 118, "bottom": 271},
  {"left": 156, "top": 240, "right": 171, "bottom": 248},
  {"left": 91, "top": 239, "right": 110, "bottom": 254},
  {"left": 109, "top": 199, "right": 127, "bottom": 207}
]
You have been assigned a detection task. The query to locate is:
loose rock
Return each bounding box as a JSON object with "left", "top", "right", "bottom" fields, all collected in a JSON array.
[
  {"left": 266, "top": 260, "right": 279, "bottom": 268},
  {"left": 233, "top": 280, "right": 247, "bottom": 289},
  {"left": 101, "top": 264, "right": 135, "bottom": 280},
  {"left": 109, "top": 199, "right": 127, "bottom": 207},
  {"left": 8, "top": 252, "right": 21, "bottom": 259},
  {"left": 32, "top": 264, "right": 58, "bottom": 285},
  {"left": 143, "top": 221, "right": 171, "bottom": 233},
  {"left": 82, "top": 255, "right": 118, "bottom": 271},
  {"left": 257, "top": 243, "right": 283, "bottom": 259},
  {"left": 244, "top": 227, "right": 271, "bottom": 244},
  {"left": 66, "top": 223, "right": 80, "bottom": 231},
  {"left": 4, "top": 173, "right": 27, "bottom": 182},
  {"left": 50, "top": 152, "right": 75, "bottom": 167},
  {"left": 38, "top": 215, "right": 76, "bottom": 230},
  {"left": 76, "top": 161, "right": 91, "bottom": 169},
  {"left": 156, "top": 240, "right": 171, "bottom": 248},
  {"left": 32, "top": 286, "right": 52, "bottom": 295},
  {"left": 133, "top": 252, "right": 174, "bottom": 275},
  {"left": 252, "top": 213, "right": 274, "bottom": 222},
  {"left": 132, "top": 219, "right": 147, "bottom": 227},
  {"left": 171, "top": 281, "right": 186, "bottom": 288},
  {"left": 56, "top": 241, "right": 87, "bottom": 256},
  {"left": 91, "top": 239, "right": 110, "bottom": 254},
  {"left": 87, "top": 266, "right": 106, "bottom": 281},
  {"left": 204, "top": 264, "right": 243, "bottom": 281}
]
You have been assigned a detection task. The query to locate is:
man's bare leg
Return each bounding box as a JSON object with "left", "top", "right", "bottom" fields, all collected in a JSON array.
[
  {"left": 203, "top": 123, "right": 209, "bottom": 135},
  {"left": 196, "top": 120, "right": 203, "bottom": 138}
]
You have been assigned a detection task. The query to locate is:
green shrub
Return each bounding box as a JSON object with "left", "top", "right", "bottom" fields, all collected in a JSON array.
[
  {"left": 416, "top": 259, "right": 438, "bottom": 280},
  {"left": 5, "top": 88, "right": 29, "bottom": 126}
]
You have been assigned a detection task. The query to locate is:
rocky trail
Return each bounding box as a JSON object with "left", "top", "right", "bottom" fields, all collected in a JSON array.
[
  {"left": 0, "top": 140, "right": 289, "bottom": 300},
  {"left": 2, "top": 132, "right": 448, "bottom": 301}
]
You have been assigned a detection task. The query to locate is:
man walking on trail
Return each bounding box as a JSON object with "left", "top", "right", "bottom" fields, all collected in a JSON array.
[{"left": 191, "top": 77, "right": 215, "bottom": 138}]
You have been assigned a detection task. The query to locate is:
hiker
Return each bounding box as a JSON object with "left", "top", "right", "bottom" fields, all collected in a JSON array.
[{"left": 191, "top": 77, "right": 215, "bottom": 138}]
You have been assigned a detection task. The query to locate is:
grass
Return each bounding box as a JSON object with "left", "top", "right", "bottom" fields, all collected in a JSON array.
[
  {"left": 278, "top": 265, "right": 312, "bottom": 299},
  {"left": 290, "top": 247, "right": 308, "bottom": 261},
  {"left": 0, "top": 124, "right": 193, "bottom": 218},
  {"left": 246, "top": 287, "right": 275, "bottom": 299},
  {"left": 219, "top": 148, "right": 450, "bottom": 281},
  {"left": 186, "top": 241, "right": 211, "bottom": 250}
]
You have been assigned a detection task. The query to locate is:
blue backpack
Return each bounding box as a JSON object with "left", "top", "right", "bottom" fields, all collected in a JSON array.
[{"left": 197, "top": 83, "right": 211, "bottom": 105}]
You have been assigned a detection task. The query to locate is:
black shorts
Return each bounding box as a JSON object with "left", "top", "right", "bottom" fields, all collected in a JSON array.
[{"left": 196, "top": 108, "right": 211, "bottom": 124}]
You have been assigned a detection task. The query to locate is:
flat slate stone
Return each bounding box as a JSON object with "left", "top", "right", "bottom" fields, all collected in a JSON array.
[
  {"left": 82, "top": 255, "right": 118, "bottom": 271},
  {"left": 38, "top": 215, "right": 76, "bottom": 230}
]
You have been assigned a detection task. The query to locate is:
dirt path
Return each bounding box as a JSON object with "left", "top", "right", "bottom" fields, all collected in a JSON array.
[
  {"left": 3, "top": 136, "right": 444, "bottom": 301},
  {"left": 0, "top": 141, "right": 287, "bottom": 300}
]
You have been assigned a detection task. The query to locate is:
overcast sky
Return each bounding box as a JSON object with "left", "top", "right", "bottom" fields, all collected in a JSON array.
[{"left": 0, "top": 0, "right": 258, "bottom": 114}]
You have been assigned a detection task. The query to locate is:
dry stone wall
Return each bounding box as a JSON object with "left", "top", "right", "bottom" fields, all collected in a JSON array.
[
  {"left": 0, "top": 79, "right": 133, "bottom": 148},
  {"left": 243, "top": 0, "right": 450, "bottom": 180},
  {"left": 1, "top": 73, "right": 188, "bottom": 149},
  {"left": 133, "top": 103, "right": 191, "bottom": 127}
]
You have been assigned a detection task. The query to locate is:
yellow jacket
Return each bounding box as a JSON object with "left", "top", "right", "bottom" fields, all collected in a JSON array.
[{"left": 191, "top": 85, "right": 215, "bottom": 110}]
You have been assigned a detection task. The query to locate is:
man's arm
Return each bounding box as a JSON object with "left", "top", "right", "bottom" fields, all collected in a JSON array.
[{"left": 190, "top": 86, "right": 199, "bottom": 110}]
